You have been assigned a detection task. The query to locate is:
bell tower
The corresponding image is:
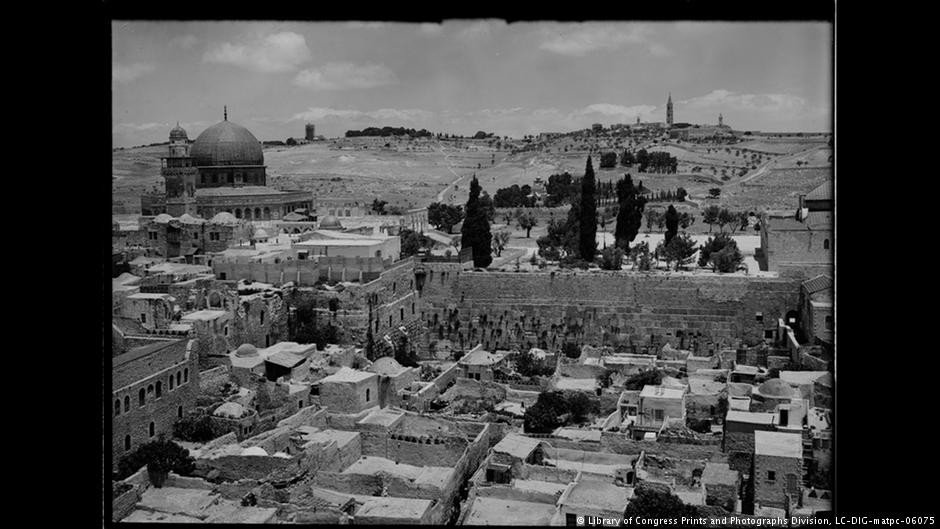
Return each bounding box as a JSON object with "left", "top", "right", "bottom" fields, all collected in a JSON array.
[{"left": 666, "top": 93, "right": 674, "bottom": 126}]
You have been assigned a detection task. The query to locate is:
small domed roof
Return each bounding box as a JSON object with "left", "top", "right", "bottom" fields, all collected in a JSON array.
[
  {"left": 757, "top": 378, "right": 797, "bottom": 398},
  {"left": 169, "top": 122, "right": 188, "bottom": 142},
  {"left": 319, "top": 215, "right": 343, "bottom": 230},
  {"left": 370, "top": 356, "right": 404, "bottom": 375},
  {"left": 178, "top": 213, "right": 204, "bottom": 224},
  {"left": 210, "top": 211, "right": 238, "bottom": 224},
  {"left": 235, "top": 343, "right": 258, "bottom": 358},
  {"left": 190, "top": 120, "right": 264, "bottom": 167},
  {"left": 214, "top": 401, "right": 247, "bottom": 418},
  {"left": 153, "top": 213, "right": 174, "bottom": 224},
  {"left": 252, "top": 227, "right": 269, "bottom": 239},
  {"left": 241, "top": 446, "right": 268, "bottom": 456}
]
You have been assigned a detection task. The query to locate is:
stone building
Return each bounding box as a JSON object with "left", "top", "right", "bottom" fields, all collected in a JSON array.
[
  {"left": 305, "top": 123, "right": 316, "bottom": 142},
  {"left": 557, "top": 475, "right": 633, "bottom": 525},
  {"left": 457, "top": 345, "right": 506, "bottom": 381},
  {"left": 753, "top": 431, "right": 803, "bottom": 512},
  {"left": 798, "top": 275, "right": 832, "bottom": 346},
  {"left": 367, "top": 356, "right": 418, "bottom": 409},
  {"left": 750, "top": 379, "right": 799, "bottom": 413},
  {"left": 318, "top": 367, "right": 380, "bottom": 414},
  {"left": 635, "top": 384, "right": 686, "bottom": 433},
  {"left": 757, "top": 182, "right": 833, "bottom": 278},
  {"left": 112, "top": 337, "right": 199, "bottom": 468},
  {"left": 135, "top": 212, "right": 254, "bottom": 261},
  {"left": 723, "top": 410, "right": 777, "bottom": 473}
]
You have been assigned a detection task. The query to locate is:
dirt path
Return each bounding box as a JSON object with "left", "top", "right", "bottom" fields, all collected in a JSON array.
[{"left": 435, "top": 142, "right": 468, "bottom": 205}]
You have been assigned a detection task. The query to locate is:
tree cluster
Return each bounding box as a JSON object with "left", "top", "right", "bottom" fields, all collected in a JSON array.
[
  {"left": 427, "top": 202, "right": 464, "bottom": 233},
  {"left": 399, "top": 228, "right": 432, "bottom": 258},
  {"left": 345, "top": 126, "right": 432, "bottom": 138},
  {"left": 613, "top": 174, "right": 646, "bottom": 251},
  {"left": 624, "top": 369, "right": 664, "bottom": 390},
  {"left": 647, "top": 187, "right": 687, "bottom": 203},
  {"left": 173, "top": 412, "right": 226, "bottom": 443},
  {"left": 544, "top": 172, "right": 578, "bottom": 207},
  {"left": 493, "top": 184, "right": 536, "bottom": 208},
  {"left": 701, "top": 206, "right": 751, "bottom": 234},
  {"left": 509, "top": 350, "right": 556, "bottom": 378},
  {"left": 626, "top": 149, "right": 678, "bottom": 173},
  {"left": 523, "top": 391, "right": 600, "bottom": 433},
  {"left": 599, "top": 151, "right": 619, "bottom": 168},
  {"left": 656, "top": 231, "right": 698, "bottom": 271},
  {"left": 698, "top": 233, "right": 745, "bottom": 273}
]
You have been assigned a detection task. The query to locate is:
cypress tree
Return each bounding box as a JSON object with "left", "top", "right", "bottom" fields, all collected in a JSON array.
[
  {"left": 461, "top": 175, "right": 493, "bottom": 268},
  {"left": 579, "top": 156, "right": 598, "bottom": 261},
  {"left": 614, "top": 173, "right": 646, "bottom": 251},
  {"left": 664, "top": 205, "right": 680, "bottom": 246}
]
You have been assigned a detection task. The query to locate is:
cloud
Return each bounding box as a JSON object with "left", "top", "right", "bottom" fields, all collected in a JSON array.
[
  {"left": 169, "top": 34, "right": 198, "bottom": 49},
  {"left": 539, "top": 24, "right": 669, "bottom": 57},
  {"left": 203, "top": 32, "right": 311, "bottom": 73},
  {"left": 680, "top": 89, "right": 812, "bottom": 115},
  {"left": 456, "top": 19, "right": 507, "bottom": 41},
  {"left": 112, "top": 62, "right": 154, "bottom": 83},
  {"left": 113, "top": 120, "right": 212, "bottom": 133},
  {"left": 577, "top": 103, "right": 659, "bottom": 121},
  {"left": 290, "top": 107, "right": 433, "bottom": 124},
  {"left": 418, "top": 23, "right": 444, "bottom": 36},
  {"left": 344, "top": 22, "right": 388, "bottom": 29},
  {"left": 293, "top": 62, "right": 397, "bottom": 90}
]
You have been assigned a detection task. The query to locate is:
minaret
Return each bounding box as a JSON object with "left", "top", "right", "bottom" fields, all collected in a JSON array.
[
  {"left": 224, "top": 105, "right": 228, "bottom": 121},
  {"left": 666, "top": 93, "right": 674, "bottom": 126},
  {"left": 636, "top": 115, "right": 640, "bottom": 125},
  {"left": 719, "top": 113, "right": 724, "bottom": 127}
]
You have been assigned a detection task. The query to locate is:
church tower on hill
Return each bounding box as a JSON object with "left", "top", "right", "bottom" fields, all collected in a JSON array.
[
  {"left": 719, "top": 113, "right": 724, "bottom": 127},
  {"left": 666, "top": 93, "right": 674, "bottom": 126}
]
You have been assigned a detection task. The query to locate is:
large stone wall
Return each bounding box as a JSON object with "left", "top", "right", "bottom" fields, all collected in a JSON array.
[{"left": 421, "top": 271, "right": 801, "bottom": 353}]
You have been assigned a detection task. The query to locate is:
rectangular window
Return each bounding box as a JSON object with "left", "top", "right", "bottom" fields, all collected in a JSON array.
[
  {"left": 755, "top": 312, "right": 764, "bottom": 323},
  {"left": 654, "top": 409, "right": 664, "bottom": 421},
  {"left": 767, "top": 471, "right": 776, "bottom": 481},
  {"left": 140, "top": 313, "right": 147, "bottom": 324}
]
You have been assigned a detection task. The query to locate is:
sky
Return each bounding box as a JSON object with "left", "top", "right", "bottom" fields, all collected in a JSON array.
[{"left": 112, "top": 20, "right": 832, "bottom": 148}]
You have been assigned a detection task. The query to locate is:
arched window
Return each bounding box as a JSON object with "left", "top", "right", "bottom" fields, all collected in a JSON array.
[
  {"left": 149, "top": 422, "right": 155, "bottom": 438},
  {"left": 178, "top": 406, "right": 183, "bottom": 418},
  {"left": 366, "top": 388, "right": 371, "bottom": 402},
  {"left": 169, "top": 375, "right": 174, "bottom": 390},
  {"left": 176, "top": 372, "right": 182, "bottom": 386},
  {"left": 245, "top": 209, "right": 253, "bottom": 220},
  {"left": 260, "top": 311, "right": 265, "bottom": 325},
  {"left": 124, "top": 396, "right": 130, "bottom": 413},
  {"left": 263, "top": 207, "right": 271, "bottom": 220},
  {"left": 138, "top": 389, "right": 145, "bottom": 407},
  {"left": 401, "top": 308, "right": 404, "bottom": 321},
  {"left": 254, "top": 208, "right": 261, "bottom": 219},
  {"left": 147, "top": 384, "right": 154, "bottom": 396},
  {"left": 825, "top": 315, "right": 833, "bottom": 330},
  {"left": 115, "top": 399, "right": 121, "bottom": 417},
  {"left": 155, "top": 381, "right": 162, "bottom": 398},
  {"left": 235, "top": 208, "right": 242, "bottom": 218},
  {"left": 184, "top": 368, "right": 189, "bottom": 383},
  {"left": 125, "top": 435, "right": 132, "bottom": 451},
  {"left": 823, "top": 239, "right": 830, "bottom": 250}
]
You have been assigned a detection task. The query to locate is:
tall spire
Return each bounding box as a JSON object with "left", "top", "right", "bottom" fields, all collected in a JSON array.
[{"left": 224, "top": 106, "right": 228, "bottom": 121}]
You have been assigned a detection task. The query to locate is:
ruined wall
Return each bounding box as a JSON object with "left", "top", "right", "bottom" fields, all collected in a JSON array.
[{"left": 421, "top": 271, "right": 801, "bottom": 353}]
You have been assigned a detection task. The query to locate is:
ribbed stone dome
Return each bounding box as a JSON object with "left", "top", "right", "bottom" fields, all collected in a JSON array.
[
  {"left": 169, "top": 122, "right": 188, "bottom": 142},
  {"left": 319, "top": 215, "right": 343, "bottom": 230},
  {"left": 190, "top": 120, "right": 264, "bottom": 167},
  {"left": 235, "top": 343, "right": 259, "bottom": 358},
  {"left": 756, "top": 378, "right": 797, "bottom": 398}
]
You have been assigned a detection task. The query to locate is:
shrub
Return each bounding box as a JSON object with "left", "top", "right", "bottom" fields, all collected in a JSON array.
[
  {"left": 173, "top": 413, "right": 226, "bottom": 443},
  {"left": 599, "top": 247, "right": 625, "bottom": 270},
  {"left": 561, "top": 342, "right": 581, "bottom": 359},
  {"left": 624, "top": 369, "right": 663, "bottom": 390},
  {"left": 116, "top": 438, "right": 195, "bottom": 485}
]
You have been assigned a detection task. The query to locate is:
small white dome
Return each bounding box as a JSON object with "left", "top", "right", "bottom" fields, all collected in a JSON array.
[
  {"left": 235, "top": 343, "right": 259, "bottom": 358},
  {"left": 240, "top": 446, "right": 268, "bottom": 456},
  {"left": 154, "top": 214, "right": 174, "bottom": 224},
  {"left": 214, "top": 402, "right": 247, "bottom": 419},
  {"left": 211, "top": 212, "right": 238, "bottom": 224}
]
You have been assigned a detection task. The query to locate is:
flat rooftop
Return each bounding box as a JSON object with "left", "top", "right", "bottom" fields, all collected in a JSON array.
[
  {"left": 464, "top": 497, "right": 557, "bottom": 525},
  {"left": 492, "top": 433, "right": 541, "bottom": 460},
  {"left": 555, "top": 377, "right": 599, "bottom": 391},
  {"left": 181, "top": 309, "right": 228, "bottom": 321},
  {"left": 702, "top": 462, "right": 739, "bottom": 486},
  {"left": 343, "top": 456, "right": 453, "bottom": 489},
  {"left": 779, "top": 371, "right": 829, "bottom": 386},
  {"left": 560, "top": 480, "right": 633, "bottom": 513},
  {"left": 355, "top": 496, "right": 433, "bottom": 521},
  {"left": 358, "top": 407, "right": 405, "bottom": 428},
  {"left": 640, "top": 385, "right": 685, "bottom": 400},
  {"left": 513, "top": 479, "right": 569, "bottom": 496},
  {"left": 754, "top": 430, "right": 803, "bottom": 458},
  {"left": 127, "top": 292, "right": 172, "bottom": 300},
  {"left": 726, "top": 410, "right": 777, "bottom": 425},
  {"left": 298, "top": 428, "right": 360, "bottom": 449},
  {"left": 319, "top": 367, "right": 376, "bottom": 384}
]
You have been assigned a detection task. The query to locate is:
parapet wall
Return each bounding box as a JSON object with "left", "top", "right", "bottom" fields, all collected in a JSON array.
[{"left": 422, "top": 271, "right": 801, "bottom": 352}]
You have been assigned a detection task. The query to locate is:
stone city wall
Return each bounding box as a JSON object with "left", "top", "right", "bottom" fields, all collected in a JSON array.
[{"left": 421, "top": 271, "right": 801, "bottom": 354}]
